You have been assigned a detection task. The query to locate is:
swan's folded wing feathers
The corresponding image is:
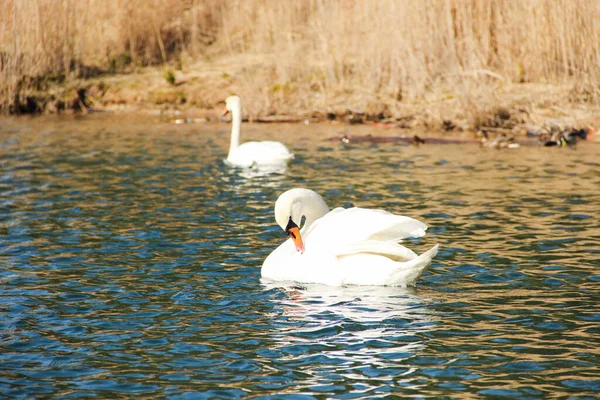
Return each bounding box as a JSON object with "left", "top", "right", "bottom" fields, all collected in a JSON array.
[
  {"left": 335, "top": 243, "right": 439, "bottom": 286},
  {"left": 368, "top": 214, "right": 427, "bottom": 242},
  {"left": 336, "top": 240, "right": 418, "bottom": 261},
  {"left": 304, "top": 207, "right": 427, "bottom": 253},
  {"left": 301, "top": 207, "right": 345, "bottom": 238}
]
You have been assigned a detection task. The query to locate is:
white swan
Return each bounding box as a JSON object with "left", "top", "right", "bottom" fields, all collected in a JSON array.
[
  {"left": 222, "top": 95, "right": 294, "bottom": 168},
  {"left": 262, "top": 188, "right": 439, "bottom": 287}
]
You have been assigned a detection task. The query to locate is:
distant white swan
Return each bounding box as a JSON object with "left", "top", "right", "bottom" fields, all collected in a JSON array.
[
  {"left": 262, "top": 188, "right": 439, "bottom": 287},
  {"left": 223, "top": 95, "right": 294, "bottom": 168}
]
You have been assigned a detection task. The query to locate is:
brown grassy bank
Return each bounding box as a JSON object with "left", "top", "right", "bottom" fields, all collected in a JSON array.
[{"left": 2, "top": 0, "right": 600, "bottom": 130}]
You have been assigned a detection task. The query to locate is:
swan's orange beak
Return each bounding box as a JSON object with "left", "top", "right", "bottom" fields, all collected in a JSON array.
[
  {"left": 285, "top": 217, "right": 304, "bottom": 253},
  {"left": 288, "top": 226, "right": 304, "bottom": 254},
  {"left": 222, "top": 107, "right": 229, "bottom": 117}
]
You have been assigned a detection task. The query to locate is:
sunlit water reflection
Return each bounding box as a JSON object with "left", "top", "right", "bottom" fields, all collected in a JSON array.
[{"left": 0, "top": 115, "right": 599, "bottom": 398}]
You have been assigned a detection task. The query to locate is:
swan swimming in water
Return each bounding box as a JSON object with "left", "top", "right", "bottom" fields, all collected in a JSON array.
[
  {"left": 222, "top": 95, "right": 294, "bottom": 168},
  {"left": 262, "top": 188, "right": 439, "bottom": 287}
]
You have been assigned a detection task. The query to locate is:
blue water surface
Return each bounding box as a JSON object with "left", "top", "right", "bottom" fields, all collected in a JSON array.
[{"left": 0, "top": 115, "right": 599, "bottom": 398}]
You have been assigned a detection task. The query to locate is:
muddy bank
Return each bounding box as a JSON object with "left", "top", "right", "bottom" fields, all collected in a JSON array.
[{"left": 4, "top": 63, "right": 600, "bottom": 138}]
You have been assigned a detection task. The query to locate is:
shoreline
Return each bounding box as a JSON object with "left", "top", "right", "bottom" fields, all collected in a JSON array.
[
  {"left": 5, "top": 59, "right": 600, "bottom": 137},
  {"left": 3, "top": 0, "right": 600, "bottom": 139}
]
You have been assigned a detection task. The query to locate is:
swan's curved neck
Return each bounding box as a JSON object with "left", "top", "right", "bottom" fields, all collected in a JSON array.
[
  {"left": 276, "top": 188, "right": 330, "bottom": 233},
  {"left": 297, "top": 200, "right": 328, "bottom": 231},
  {"left": 301, "top": 210, "right": 322, "bottom": 233},
  {"left": 228, "top": 104, "right": 242, "bottom": 157}
]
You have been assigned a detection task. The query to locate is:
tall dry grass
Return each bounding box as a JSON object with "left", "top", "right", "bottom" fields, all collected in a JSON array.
[
  {"left": 0, "top": 0, "right": 221, "bottom": 112},
  {"left": 219, "top": 0, "right": 600, "bottom": 123},
  {"left": 2, "top": 0, "right": 600, "bottom": 122}
]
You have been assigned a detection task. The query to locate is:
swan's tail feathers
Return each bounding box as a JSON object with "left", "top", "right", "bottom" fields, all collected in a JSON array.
[{"left": 390, "top": 244, "right": 439, "bottom": 287}]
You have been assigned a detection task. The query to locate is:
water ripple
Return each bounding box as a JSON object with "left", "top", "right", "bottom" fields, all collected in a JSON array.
[{"left": 0, "top": 116, "right": 599, "bottom": 398}]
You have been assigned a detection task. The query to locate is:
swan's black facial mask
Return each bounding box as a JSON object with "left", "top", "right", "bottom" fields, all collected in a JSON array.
[
  {"left": 285, "top": 217, "right": 298, "bottom": 238},
  {"left": 285, "top": 217, "right": 304, "bottom": 253}
]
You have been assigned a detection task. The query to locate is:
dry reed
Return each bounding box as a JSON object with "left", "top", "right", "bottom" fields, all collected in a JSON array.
[
  {"left": 2, "top": 0, "right": 599, "bottom": 126},
  {"left": 1, "top": 0, "right": 220, "bottom": 111}
]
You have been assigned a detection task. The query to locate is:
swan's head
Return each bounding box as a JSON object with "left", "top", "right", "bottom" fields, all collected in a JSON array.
[
  {"left": 274, "top": 188, "right": 330, "bottom": 254},
  {"left": 223, "top": 95, "right": 242, "bottom": 116}
]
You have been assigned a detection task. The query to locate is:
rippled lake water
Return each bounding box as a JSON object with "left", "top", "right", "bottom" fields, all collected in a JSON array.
[{"left": 1, "top": 115, "right": 599, "bottom": 398}]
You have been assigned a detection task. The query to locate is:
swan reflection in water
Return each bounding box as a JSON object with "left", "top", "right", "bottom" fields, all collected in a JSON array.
[
  {"left": 228, "top": 162, "right": 289, "bottom": 180},
  {"left": 220, "top": 164, "right": 289, "bottom": 201},
  {"left": 262, "top": 283, "right": 437, "bottom": 378}
]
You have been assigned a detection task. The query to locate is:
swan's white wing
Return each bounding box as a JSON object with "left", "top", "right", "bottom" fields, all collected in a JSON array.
[
  {"left": 338, "top": 244, "right": 439, "bottom": 286},
  {"left": 228, "top": 141, "right": 293, "bottom": 167},
  {"left": 335, "top": 240, "right": 418, "bottom": 261},
  {"left": 262, "top": 240, "right": 438, "bottom": 287},
  {"left": 303, "top": 207, "right": 427, "bottom": 255}
]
